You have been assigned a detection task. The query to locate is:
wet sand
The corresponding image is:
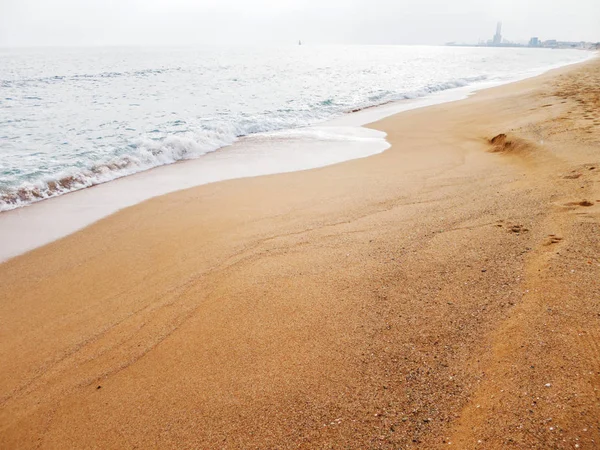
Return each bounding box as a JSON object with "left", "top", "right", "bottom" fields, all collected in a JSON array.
[{"left": 0, "top": 57, "right": 599, "bottom": 449}]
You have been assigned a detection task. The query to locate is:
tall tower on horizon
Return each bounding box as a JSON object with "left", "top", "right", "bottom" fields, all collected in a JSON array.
[{"left": 493, "top": 22, "right": 503, "bottom": 45}]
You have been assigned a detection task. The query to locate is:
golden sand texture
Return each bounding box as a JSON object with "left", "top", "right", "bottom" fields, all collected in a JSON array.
[{"left": 0, "top": 58, "right": 599, "bottom": 449}]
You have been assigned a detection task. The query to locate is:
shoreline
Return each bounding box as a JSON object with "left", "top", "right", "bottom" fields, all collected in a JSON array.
[
  {"left": 0, "top": 52, "right": 596, "bottom": 263},
  {"left": 1, "top": 55, "right": 599, "bottom": 449}
]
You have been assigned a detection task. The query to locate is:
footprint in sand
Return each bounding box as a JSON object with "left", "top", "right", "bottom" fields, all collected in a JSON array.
[
  {"left": 506, "top": 224, "right": 529, "bottom": 234},
  {"left": 544, "top": 235, "right": 563, "bottom": 246},
  {"left": 493, "top": 221, "right": 529, "bottom": 234},
  {"left": 562, "top": 164, "right": 597, "bottom": 180},
  {"left": 565, "top": 200, "right": 594, "bottom": 207}
]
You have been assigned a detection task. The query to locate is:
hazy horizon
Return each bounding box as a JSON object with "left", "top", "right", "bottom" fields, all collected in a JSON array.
[{"left": 1, "top": 0, "right": 599, "bottom": 47}]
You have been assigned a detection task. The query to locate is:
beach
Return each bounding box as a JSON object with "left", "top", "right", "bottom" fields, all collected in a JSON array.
[{"left": 0, "top": 56, "right": 599, "bottom": 449}]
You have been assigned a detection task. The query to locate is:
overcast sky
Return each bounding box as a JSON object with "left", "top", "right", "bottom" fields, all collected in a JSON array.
[{"left": 1, "top": 0, "right": 599, "bottom": 47}]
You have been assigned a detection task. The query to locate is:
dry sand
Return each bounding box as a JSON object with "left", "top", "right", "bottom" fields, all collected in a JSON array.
[{"left": 0, "top": 58, "right": 599, "bottom": 449}]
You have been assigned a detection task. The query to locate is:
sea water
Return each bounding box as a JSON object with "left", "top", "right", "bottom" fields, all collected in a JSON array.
[{"left": 0, "top": 45, "right": 592, "bottom": 212}]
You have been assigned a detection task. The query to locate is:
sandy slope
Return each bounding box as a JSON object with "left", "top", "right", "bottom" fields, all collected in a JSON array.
[{"left": 0, "top": 58, "right": 599, "bottom": 449}]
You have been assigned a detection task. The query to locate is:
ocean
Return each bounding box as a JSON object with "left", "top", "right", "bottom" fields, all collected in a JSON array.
[{"left": 0, "top": 45, "right": 592, "bottom": 213}]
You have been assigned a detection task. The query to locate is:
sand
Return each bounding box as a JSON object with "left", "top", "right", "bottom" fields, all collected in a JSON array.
[{"left": 0, "top": 57, "right": 599, "bottom": 449}]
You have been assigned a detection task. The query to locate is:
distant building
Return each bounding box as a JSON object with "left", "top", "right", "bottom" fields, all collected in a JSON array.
[
  {"left": 493, "top": 22, "right": 503, "bottom": 45},
  {"left": 529, "top": 37, "right": 540, "bottom": 47}
]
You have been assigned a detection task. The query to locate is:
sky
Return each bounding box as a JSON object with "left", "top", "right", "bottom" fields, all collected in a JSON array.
[{"left": 1, "top": 0, "right": 599, "bottom": 47}]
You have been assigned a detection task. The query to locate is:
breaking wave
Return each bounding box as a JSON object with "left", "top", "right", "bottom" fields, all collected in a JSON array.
[{"left": 0, "top": 130, "right": 237, "bottom": 211}]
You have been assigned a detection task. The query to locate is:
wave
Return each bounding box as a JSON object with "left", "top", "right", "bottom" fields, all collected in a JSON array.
[
  {"left": 0, "top": 67, "right": 184, "bottom": 88},
  {"left": 0, "top": 74, "right": 491, "bottom": 212},
  {"left": 347, "top": 75, "right": 489, "bottom": 113},
  {"left": 0, "top": 127, "right": 240, "bottom": 211}
]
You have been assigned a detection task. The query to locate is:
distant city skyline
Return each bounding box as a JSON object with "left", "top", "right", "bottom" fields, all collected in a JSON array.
[
  {"left": 1, "top": 0, "right": 599, "bottom": 47},
  {"left": 447, "top": 21, "right": 598, "bottom": 49}
]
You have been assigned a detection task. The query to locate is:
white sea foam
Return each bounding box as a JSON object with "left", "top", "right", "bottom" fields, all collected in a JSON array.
[{"left": 0, "top": 124, "right": 385, "bottom": 211}]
